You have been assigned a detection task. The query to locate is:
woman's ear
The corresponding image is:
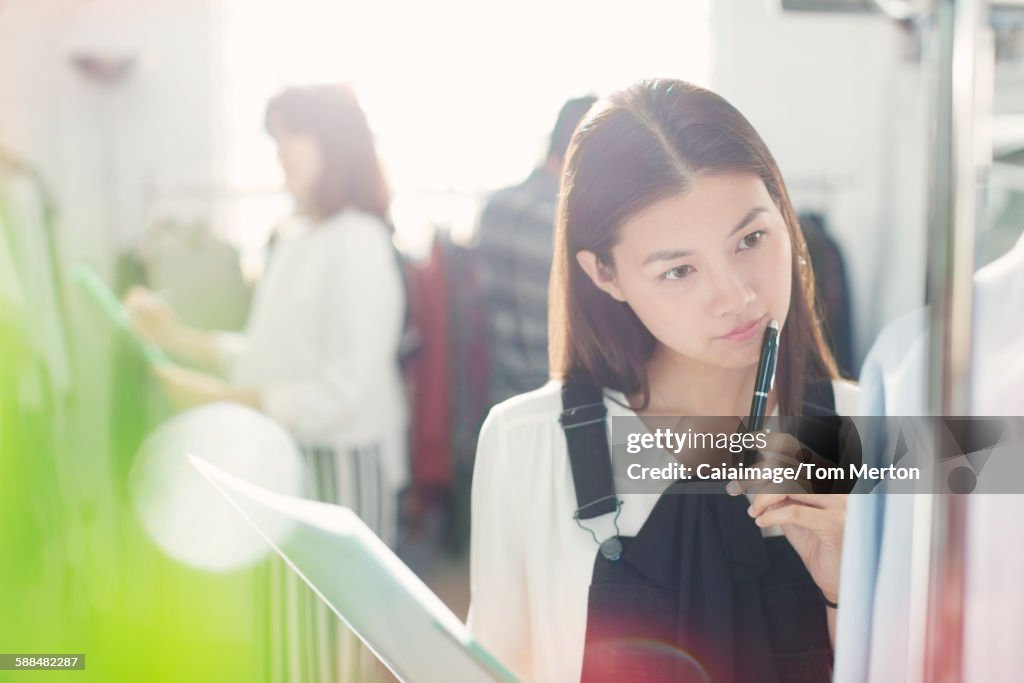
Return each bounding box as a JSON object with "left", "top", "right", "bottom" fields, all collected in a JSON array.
[{"left": 576, "top": 250, "right": 627, "bottom": 302}]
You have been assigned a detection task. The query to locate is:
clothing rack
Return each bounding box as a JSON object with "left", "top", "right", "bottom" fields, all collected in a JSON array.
[{"left": 873, "top": 0, "right": 994, "bottom": 680}]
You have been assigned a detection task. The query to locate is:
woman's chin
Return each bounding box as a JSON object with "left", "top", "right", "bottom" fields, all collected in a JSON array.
[
  {"left": 658, "top": 345, "right": 760, "bottom": 373},
  {"left": 707, "top": 347, "right": 762, "bottom": 371}
]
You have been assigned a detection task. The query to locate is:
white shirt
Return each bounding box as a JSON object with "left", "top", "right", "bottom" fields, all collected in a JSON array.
[
  {"left": 217, "top": 208, "right": 408, "bottom": 490},
  {"left": 834, "top": 233, "right": 1024, "bottom": 683},
  {"left": 468, "top": 378, "right": 859, "bottom": 683}
]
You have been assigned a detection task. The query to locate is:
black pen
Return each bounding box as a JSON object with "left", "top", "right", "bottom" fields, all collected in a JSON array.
[{"left": 743, "top": 319, "right": 779, "bottom": 467}]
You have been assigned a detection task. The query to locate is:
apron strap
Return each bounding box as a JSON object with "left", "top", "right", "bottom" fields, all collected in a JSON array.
[
  {"left": 561, "top": 378, "right": 842, "bottom": 517},
  {"left": 559, "top": 376, "right": 619, "bottom": 520}
]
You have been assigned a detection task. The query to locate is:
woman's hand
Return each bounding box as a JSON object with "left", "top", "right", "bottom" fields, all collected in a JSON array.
[
  {"left": 745, "top": 490, "right": 845, "bottom": 603},
  {"left": 124, "top": 286, "right": 178, "bottom": 349},
  {"left": 727, "top": 432, "right": 846, "bottom": 604},
  {"left": 153, "top": 363, "right": 228, "bottom": 411},
  {"left": 152, "top": 363, "right": 261, "bottom": 412}
]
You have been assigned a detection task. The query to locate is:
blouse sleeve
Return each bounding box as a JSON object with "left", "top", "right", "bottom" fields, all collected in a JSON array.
[
  {"left": 466, "top": 409, "right": 533, "bottom": 679},
  {"left": 259, "top": 219, "right": 404, "bottom": 441},
  {"left": 213, "top": 331, "right": 247, "bottom": 378}
]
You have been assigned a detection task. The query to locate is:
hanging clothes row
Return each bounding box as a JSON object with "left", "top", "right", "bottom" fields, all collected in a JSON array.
[
  {"left": 835, "top": 231, "right": 1024, "bottom": 682},
  {"left": 0, "top": 146, "right": 72, "bottom": 413},
  {"left": 0, "top": 144, "right": 76, "bottom": 633}
]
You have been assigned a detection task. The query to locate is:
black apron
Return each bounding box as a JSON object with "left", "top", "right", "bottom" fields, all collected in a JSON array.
[{"left": 560, "top": 378, "right": 855, "bottom": 683}]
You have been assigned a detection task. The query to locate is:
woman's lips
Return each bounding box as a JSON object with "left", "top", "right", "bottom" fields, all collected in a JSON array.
[{"left": 719, "top": 315, "right": 767, "bottom": 342}]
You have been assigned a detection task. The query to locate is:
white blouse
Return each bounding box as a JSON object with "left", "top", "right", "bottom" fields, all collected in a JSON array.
[
  {"left": 216, "top": 208, "right": 408, "bottom": 491},
  {"left": 467, "top": 379, "right": 859, "bottom": 682}
]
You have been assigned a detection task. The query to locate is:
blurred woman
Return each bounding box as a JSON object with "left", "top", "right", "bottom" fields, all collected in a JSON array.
[{"left": 126, "top": 83, "right": 406, "bottom": 683}]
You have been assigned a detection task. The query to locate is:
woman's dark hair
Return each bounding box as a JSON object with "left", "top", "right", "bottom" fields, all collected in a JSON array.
[
  {"left": 548, "top": 79, "right": 837, "bottom": 415},
  {"left": 265, "top": 83, "right": 390, "bottom": 222}
]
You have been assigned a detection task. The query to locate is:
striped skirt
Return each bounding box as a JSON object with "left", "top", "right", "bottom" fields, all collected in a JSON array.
[{"left": 257, "top": 443, "right": 397, "bottom": 683}]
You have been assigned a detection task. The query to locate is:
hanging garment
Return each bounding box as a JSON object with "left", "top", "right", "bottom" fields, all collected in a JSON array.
[
  {"left": 0, "top": 153, "right": 76, "bottom": 651},
  {"left": 404, "top": 238, "right": 452, "bottom": 492},
  {"left": 444, "top": 237, "right": 492, "bottom": 554},
  {"left": 476, "top": 168, "right": 560, "bottom": 406},
  {"left": 0, "top": 206, "right": 28, "bottom": 450},
  {"left": 799, "top": 212, "right": 856, "bottom": 378},
  {"left": 834, "top": 232, "right": 1024, "bottom": 682},
  {"left": 0, "top": 162, "right": 71, "bottom": 410},
  {"left": 395, "top": 237, "right": 456, "bottom": 552},
  {"left": 137, "top": 218, "right": 251, "bottom": 331},
  {"left": 0, "top": 210, "right": 25, "bottom": 318}
]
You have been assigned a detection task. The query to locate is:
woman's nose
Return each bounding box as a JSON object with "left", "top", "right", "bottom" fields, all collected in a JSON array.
[{"left": 709, "top": 267, "right": 756, "bottom": 318}]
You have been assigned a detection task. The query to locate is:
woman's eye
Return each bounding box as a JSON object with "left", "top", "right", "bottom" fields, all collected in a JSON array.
[
  {"left": 663, "top": 264, "right": 694, "bottom": 281},
  {"left": 738, "top": 230, "right": 765, "bottom": 251}
]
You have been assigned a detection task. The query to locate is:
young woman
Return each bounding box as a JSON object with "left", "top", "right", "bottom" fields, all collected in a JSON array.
[
  {"left": 468, "top": 79, "right": 857, "bottom": 683},
  {"left": 126, "top": 84, "right": 406, "bottom": 683}
]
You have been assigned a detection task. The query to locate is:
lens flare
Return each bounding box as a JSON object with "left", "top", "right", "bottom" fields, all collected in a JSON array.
[
  {"left": 129, "top": 402, "right": 305, "bottom": 571},
  {"left": 586, "top": 638, "right": 712, "bottom": 682}
]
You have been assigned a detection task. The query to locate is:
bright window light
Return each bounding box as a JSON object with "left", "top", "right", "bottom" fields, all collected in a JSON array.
[{"left": 216, "top": 0, "right": 711, "bottom": 252}]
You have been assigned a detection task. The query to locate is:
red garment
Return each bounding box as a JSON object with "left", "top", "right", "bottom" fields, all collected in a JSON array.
[{"left": 404, "top": 240, "right": 452, "bottom": 489}]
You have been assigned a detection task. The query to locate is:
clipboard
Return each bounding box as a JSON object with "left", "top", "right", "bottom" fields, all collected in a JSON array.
[
  {"left": 188, "top": 455, "right": 519, "bottom": 683},
  {"left": 70, "top": 265, "right": 171, "bottom": 366}
]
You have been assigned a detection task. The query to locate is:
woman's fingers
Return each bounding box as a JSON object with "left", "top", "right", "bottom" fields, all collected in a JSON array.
[
  {"left": 125, "top": 286, "right": 173, "bottom": 318},
  {"left": 124, "top": 287, "right": 177, "bottom": 344},
  {"left": 151, "top": 363, "right": 226, "bottom": 411},
  {"left": 726, "top": 431, "right": 842, "bottom": 496},
  {"left": 752, "top": 499, "right": 834, "bottom": 532},
  {"left": 725, "top": 475, "right": 805, "bottom": 496},
  {"left": 750, "top": 498, "right": 847, "bottom": 603},
  {"left": 750, "top": 495, "right": 847, "bottom": 532},
  {"left": 724, "top": 449, "right": 808, "bottom": 496},
  {"left": 747, "top": 491, "right": 832, "bottom": 517},
  {"left": 124, "top": 286, "right": 159, "bottom": 311}
]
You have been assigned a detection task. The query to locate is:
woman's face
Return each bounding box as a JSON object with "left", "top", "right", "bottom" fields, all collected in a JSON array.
[
  {"left": 577, "top": 173, "right": 793, "bottom": 371},
  {"left": 267, "top": 112, "right": 323, "bottom": 207}
]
